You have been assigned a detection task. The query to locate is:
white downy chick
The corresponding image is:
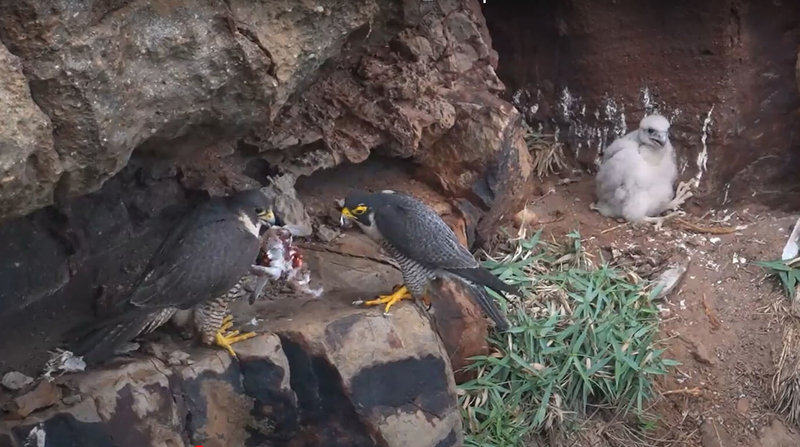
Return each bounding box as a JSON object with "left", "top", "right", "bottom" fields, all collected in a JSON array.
[{"left": 594, "top": 114, "right": 678, "bottom": 223}]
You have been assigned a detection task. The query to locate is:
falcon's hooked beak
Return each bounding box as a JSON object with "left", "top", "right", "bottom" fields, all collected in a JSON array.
[
  {"left": 339, "top": 207, "right": 355, "bottom": 226},
  {"left": 651, "top": 131, "right": 668, "bottom": 147},
  {"left": 258, "top": 208, "right": 276, "bottom": 226}
]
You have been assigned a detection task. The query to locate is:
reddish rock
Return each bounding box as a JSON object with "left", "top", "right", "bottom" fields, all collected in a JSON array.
[
  {"left": 13, "top": 381, "right": 61, "bottom": 418},
  {"left": 427, "top": 278, "right": 490, "bottom": 384},
  {"left": 441, "top": 214, "right": 469, "bottom": 247}
]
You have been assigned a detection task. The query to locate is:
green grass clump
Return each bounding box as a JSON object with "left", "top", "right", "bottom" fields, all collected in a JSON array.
[
  {"left": 755, "top": 258, "right": 800, "bottom": 299},
  {"left": 459, "top": 231, "right": 676, "bottom": 446}
]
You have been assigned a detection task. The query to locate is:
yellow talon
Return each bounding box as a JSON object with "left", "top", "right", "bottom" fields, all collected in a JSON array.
[
  {"left": 214, "top": 315, "right": 256, "bottom": 357},
  {"left": 361, "top": 285, "right": 413, "bottom": 314},
  {"left": 220, "top": 315, "right": 234, "bottom": 332}
]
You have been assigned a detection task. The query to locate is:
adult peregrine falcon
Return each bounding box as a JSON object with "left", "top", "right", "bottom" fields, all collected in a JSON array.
[
  {"left": 73, "top": 189, "right": 276, "bottom": 364},
  {"left": 340, "top": 190, "right": 514, "bottom": 331}
]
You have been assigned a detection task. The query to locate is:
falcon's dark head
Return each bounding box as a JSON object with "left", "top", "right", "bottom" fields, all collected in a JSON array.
[
  {"left": 230, "top": 189, "right": 276, "bottom": 227},
  {"left": 340, "top": 190, "right": 380, "bottom": 228}
]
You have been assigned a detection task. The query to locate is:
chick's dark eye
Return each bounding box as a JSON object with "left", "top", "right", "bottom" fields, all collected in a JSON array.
[
  {"left": 255, "top": 208, "right": 264, "bottom": 214},
  {"left": 648, "top": 128, "right": 655, "bottom": 134}
]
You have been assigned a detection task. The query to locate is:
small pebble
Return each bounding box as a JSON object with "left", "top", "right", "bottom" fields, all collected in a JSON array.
[{"left": 2, "top": 371, "right": 34, "bottom": 391}]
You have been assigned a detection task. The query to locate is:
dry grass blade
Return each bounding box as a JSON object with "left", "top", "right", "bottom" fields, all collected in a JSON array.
[
  {"left": 701, "top": 294, "right": 722, "bottom": 331},
  {"left": 673, "top": 218, "right": 744, "bottom": 234},
  {"left": 523, "top": 122, "right": 568, "bottom": 178},
  {"left": 773, "top": 323, "right": 800, "bottom": 425},
  {"left": 661, "top": 387, "right": 702, "bottom": 397}
]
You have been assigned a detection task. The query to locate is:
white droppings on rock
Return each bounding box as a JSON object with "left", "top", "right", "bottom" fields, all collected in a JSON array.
[
  {"left": 695, "top": 105, "right": 714, "bottom": 187},
  {"left": 24, "top": 424, "right": 46, "bottom": 447}
]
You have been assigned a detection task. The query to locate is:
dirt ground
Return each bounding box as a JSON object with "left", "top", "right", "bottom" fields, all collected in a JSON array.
[{"left": 526, "top": 176, "right": 800, "bottom": 447}]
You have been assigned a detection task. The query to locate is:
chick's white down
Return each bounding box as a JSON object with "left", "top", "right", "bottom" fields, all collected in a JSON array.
[{"left": 594, "top": 114, "right": 681, "bottom": 223}]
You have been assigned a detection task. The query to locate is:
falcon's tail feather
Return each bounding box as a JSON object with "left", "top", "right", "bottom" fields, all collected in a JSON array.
[
  {"left": 470, "top": 284, "right": 511, "bottom": 332},
  {"left": 69, "top": 315, "right": 151, "bottom": 366},
  {"left": 447, "top": 266, "right": 521, "bottom": 297}
]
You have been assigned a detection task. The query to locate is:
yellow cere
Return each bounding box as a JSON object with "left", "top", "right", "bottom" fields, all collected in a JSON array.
[{"left": 341, "top": 207, "right": 355, "bottom": 219}]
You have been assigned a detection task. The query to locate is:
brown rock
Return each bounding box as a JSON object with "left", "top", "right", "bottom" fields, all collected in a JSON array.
[
  {"left": 265, "top": 297, "right": 463, "bottom": 447},
  {"left": 0, "top": 0, "right": 381, "bottom": 219},
  {"left": 442, "top": 213, "right": 470, "bottom": 247},
  {"left": 686, "top": 335, "right": 716, "bottom": 365},
  {"left": 1, "top": 333, "right": 297, "bottom": 446},
  {"left": 427, "top": 278, "right": 490, "bottom": 384},
  {"left": 262, "top": 173, "right": 312, "bottom": 230},
  {"left": 417, "top": 90, "right": 533, "bottom": 243},
  {"left": 13, "top": 381, "right": 61, "bottom": 418},
  {"left": 0, "top": 41, "right": 59, "bottom": 221},
  {"left": 391, "top": 30, "right": 434, "bottom": 62},
  {"left": 299, "top": 235, "right": 402, "bottom": 297},
  {"left": 179, "top": 354, "right": 251, "bottom": 447}
]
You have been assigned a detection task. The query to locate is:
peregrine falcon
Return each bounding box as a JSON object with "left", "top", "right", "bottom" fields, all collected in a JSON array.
[
  {"left": 72, "top": 189, "right": 276, "bottom": 364},
  {"left": 340, "top": 190, "right": 514, "bottom": 331}
]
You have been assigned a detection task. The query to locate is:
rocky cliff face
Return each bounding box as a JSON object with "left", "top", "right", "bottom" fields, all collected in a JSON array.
[
  {"left": 0, "top": 1, "right": 530, "bottom": 445},
  {"left": 0, "top": 0, "right": 531, "bottom": 363},
  {"left": 0, "top": 0, "right": 532, "bottom": 224}
]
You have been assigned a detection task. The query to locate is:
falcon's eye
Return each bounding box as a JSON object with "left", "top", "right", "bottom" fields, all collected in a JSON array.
[
  {"left": 255, "top": 207, "right": 265, "bottom": 215},
  {"left": 352, "top": 204, "right": 368, "bottom": 215},
  {"left": 647, "top": 128, "right": 655, "bottom": 134}
]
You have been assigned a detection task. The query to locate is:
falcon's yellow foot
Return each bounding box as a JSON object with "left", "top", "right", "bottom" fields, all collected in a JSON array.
[
  {"left": 214, "top": 315, "right": 256, "bottom": 357},
  {"left": 353, "top": 285, "right": 413, "bottom": 315}
]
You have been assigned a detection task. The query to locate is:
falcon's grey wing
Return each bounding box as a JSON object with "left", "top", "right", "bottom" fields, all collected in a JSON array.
[
  {"left": 373, "top": 195, "right": 478, "bottom": 270},
  {"left": 128, "top": 217, "right": 258, "bottom": 310},
  {"left": 374, "top": 195, "right": 518, "bottom": 295}
]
